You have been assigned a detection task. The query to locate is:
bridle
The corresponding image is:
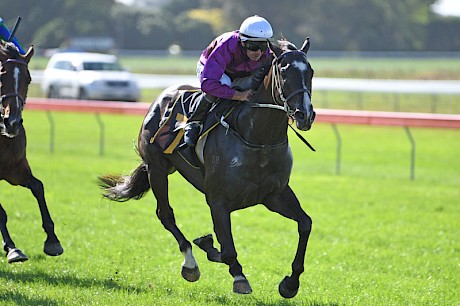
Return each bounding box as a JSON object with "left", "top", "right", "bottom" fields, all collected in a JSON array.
[
  {"left": 271, "top": 51, "right": 312, "bottom": 116},
  {"left": 250, "top": 50, "right": 316, "bottom": 151},
  {"left": 0, "top": 58, "right": 29, "bottom": 118},
  {"left": 220, "top": 48, "right": 316, "bottom": 151},
  {"left": 248, "top": 50, "right": 312, "bottom": 118}
]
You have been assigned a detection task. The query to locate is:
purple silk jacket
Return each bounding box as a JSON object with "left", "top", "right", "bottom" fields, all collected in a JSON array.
[{"left": 199, "top": 31, "right": 272, "bottom": 99}]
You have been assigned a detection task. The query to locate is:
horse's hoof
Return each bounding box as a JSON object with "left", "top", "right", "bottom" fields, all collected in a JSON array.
[
  {"left": 7, "top": 248, "right": 28, "bottom": 263},
  {"left": 193, "top": 234, "right": 213, "bottom": 248},
  {"left": 193, "top": 234, "right": 222, "bottom": 263},
  {"left": 207, "top": 251, "right": 222, "bottom": 263},
  {"left": 44, "top": 242, "right": 64, "bottom": 256},
  {"left": 233, "top": 279, "right": 252, "bottom": 294},
  {"left": 278, "top": 276, "right": 299, "bottom": 298},
  {"left": 181, "top": 266, "right": 200, "bottom": 282}
]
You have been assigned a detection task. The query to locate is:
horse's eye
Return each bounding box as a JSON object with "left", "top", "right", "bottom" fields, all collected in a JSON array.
[{"left": 280, "top": 68, "right": 288, "bottom": 81}]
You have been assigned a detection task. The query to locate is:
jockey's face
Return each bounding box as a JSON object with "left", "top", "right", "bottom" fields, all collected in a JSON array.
[
  {"left": 246, "top": 48, "right": 263, "bottom": 61},
  {"left": 242, "top": 40, "right": 266, "bottom": 62}
]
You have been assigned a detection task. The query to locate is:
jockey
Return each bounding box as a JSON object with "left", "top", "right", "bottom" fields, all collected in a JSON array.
[
  {"left": 0, "top": 17, "right": 26, "bottom": 55},
  {"left": 183, "top": 15, "right": 274, "bottom": 147}
]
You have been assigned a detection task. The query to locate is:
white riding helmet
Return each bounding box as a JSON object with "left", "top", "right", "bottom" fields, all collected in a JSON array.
[{"left": 238, "top": 15, "right": 273, "bottom": 42}]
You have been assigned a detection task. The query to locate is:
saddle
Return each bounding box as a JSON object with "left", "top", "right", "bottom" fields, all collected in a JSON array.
[{"left": 148, "top": 89, "right": 236, "bottom": 155}]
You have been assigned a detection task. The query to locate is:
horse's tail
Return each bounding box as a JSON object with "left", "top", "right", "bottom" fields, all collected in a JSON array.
[{"left": 98, "top": 162, "right": 150, "bottom": 202}]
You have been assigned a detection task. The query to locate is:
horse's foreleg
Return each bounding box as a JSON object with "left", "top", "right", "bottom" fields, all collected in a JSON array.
[
  {"left": 0, "top": 204, "right": 28, "bottom": 263},
  {"left": 210, "top": 203, "right": 252, "bottom": 294},
  {"left": 27, "top": 176, "right": 64, "bottom": 256},
  {"left": 264, "top": 186, "right": 312, "bottom": 298},
  {"left": 148, "top": 167, "right": 200, "bottom": 282}
]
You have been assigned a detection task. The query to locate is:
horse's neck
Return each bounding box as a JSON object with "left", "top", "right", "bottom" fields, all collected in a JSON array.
[{"left": 234, "top": 70, "right": 288, "bottom": 145}]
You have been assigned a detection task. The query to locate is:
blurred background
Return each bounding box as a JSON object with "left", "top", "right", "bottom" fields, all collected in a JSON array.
[
  {"left": 1, "top": 0, "right": 459, "bottom": 53},
  {"left": 1, "top": 0, "right": 459, "bottom": 111}
]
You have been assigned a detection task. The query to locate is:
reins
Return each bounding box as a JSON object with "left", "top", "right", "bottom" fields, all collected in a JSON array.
[
  {"left": 218, "top": 49, "right": 315, "bottom": 151},
  {"left": 246, "top": 50, "right": 316, "bottom": 152},
  {"left": 219, "top": 116, "right": 288, "bottom": 150}
]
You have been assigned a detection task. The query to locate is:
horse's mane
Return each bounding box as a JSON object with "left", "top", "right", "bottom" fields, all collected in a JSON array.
[
  {"left": 277, "top": 38, "right": 298, "bottom": 52},
  {"left": 0, "top": 41, "right": 20, "bottom": 59}
]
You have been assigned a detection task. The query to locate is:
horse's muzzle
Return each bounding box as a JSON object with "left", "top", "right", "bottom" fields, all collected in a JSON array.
[
  {"left": 295, "top": 109, "right": 315, "bottom": 131},
  {"left": 0, "top": 118, "right": 22, "bottom": 138}
]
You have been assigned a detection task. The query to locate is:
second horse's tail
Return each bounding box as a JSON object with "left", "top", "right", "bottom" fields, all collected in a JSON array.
[{"left": 98, "top": 162, "right": 150, "bottom": 202}]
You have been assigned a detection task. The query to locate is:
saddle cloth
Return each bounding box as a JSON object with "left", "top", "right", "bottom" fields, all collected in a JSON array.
[{"left": 148, "top": 89, "right": 235, "bottom": 154}]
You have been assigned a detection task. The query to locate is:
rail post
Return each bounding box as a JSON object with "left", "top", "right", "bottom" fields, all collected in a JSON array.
[
  {"left": 332, "top": 123, "right": 342, "bottom": 175},
  {"left": 45, "top": 111, "right": 55, "bottom": 153},
  {"left": 404, "top": 126, "right": 416, "bottom": 180},
  {"left": 95, "top": 113, "right": 105, "bottom": 157}
]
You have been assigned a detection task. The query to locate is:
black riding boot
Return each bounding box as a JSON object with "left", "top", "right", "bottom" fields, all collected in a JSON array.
[{"left": 183, "top": 93, "right": 216, "bottom": 147}]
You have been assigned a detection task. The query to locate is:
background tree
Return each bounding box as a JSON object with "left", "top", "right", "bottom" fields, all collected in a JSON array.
[{"left": 1, "top": 0, "right": 458, "bottom": 51}]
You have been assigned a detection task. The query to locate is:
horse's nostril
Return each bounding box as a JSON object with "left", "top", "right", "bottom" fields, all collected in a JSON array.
[{"left": 296, "top": 111, "right": 306, "bottom": 121}]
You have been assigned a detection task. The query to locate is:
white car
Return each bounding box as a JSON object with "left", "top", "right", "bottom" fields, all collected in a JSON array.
[{"left": 41, "top": 52, "right": 140, "bottom": 102}]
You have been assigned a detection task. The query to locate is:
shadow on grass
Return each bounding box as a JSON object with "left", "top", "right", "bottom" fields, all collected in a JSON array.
[
  {"left": 205, "top": 294, "right": 339, "bottom": 306},
  {"left": 252, "top": 302, "right": 339, "bottom": 306},
  {"left": 0, "top": 291, "right": 59, "bottom": 306},
  {"left": 0, "top": 267, "right": 147, "bottom": 294}
]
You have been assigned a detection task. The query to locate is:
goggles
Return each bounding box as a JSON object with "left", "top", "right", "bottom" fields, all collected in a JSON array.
[{"left": 244, "top": 41, "right": 268, "bottom": 52}]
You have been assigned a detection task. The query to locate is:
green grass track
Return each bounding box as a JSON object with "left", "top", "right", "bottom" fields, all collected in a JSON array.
[{"left": 0, "top": 111, "right": 458, "bottom": 305}]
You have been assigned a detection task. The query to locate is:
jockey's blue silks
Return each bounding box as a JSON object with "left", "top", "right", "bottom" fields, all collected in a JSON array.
[{"left": 0, "top": 17, "right": 26, "bottom": 55}]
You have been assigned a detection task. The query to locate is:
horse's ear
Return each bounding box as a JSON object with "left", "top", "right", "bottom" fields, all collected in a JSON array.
[
  {"left": 300, "top": 37, "right": 310, "bottom": 54},
  {"left": 269, "top": 41, "right": 283, "bottom": 58},
  {"left": 24, "top": 45, "right": 34, "bottom": 63}
]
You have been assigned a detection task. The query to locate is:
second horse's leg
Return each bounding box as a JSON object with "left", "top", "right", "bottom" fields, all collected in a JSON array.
[
  {"left": 0, "top": 204, "right": 28, "bottom": 263},
  {"left": 27, "top": 176, "right": 64, "bottom": 256}
]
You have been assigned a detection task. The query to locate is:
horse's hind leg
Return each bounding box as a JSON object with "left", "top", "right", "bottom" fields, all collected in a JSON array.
[
  {"left": 27, "top": 176, "right": 63, "bottom": 256},
  {"left": 0, "top": 204, "right": 28, "bottom": 263},
  {"left": 146, "top": 159, "right": 200, "bottom": 282},
  {"left": 193, "top": 234, "right": 221, "bottom": 262},
  {"left": 264, "top": 185, "right": 312, "bottom": 298}
]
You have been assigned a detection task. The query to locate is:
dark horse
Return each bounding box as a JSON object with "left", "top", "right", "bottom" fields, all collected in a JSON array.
[
  {"left": 0, "top": 42, "right": 63, "bottom": 263},
  {"left": 99, "top": 38, "right": 315, "bottom": 298}
]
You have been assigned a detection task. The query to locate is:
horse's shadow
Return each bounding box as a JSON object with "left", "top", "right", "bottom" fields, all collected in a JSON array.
[
  {"left": 0, "top": 265, "right": 146, "bottom": 304},
  {"left": 1, "top": 263, "right": 338, "bottom": 305},
  {"left": 0, "top": 291, "right": 58, "bottom": 306},
  {"left": 207, "top": 295, "right": 339, "bottom": 306}
]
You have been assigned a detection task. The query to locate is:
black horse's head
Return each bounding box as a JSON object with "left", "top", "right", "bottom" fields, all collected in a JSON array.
[
  {"left": 0, "top": 42, "right": 33, "bottom": 138},
  {"left": 269, "top": 38, "right": 315, "bottom": 131}
]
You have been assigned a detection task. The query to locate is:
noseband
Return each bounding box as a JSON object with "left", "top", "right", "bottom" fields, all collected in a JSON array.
[{"left": 1, "top": 58, "right": 28, "bottom": 116}]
